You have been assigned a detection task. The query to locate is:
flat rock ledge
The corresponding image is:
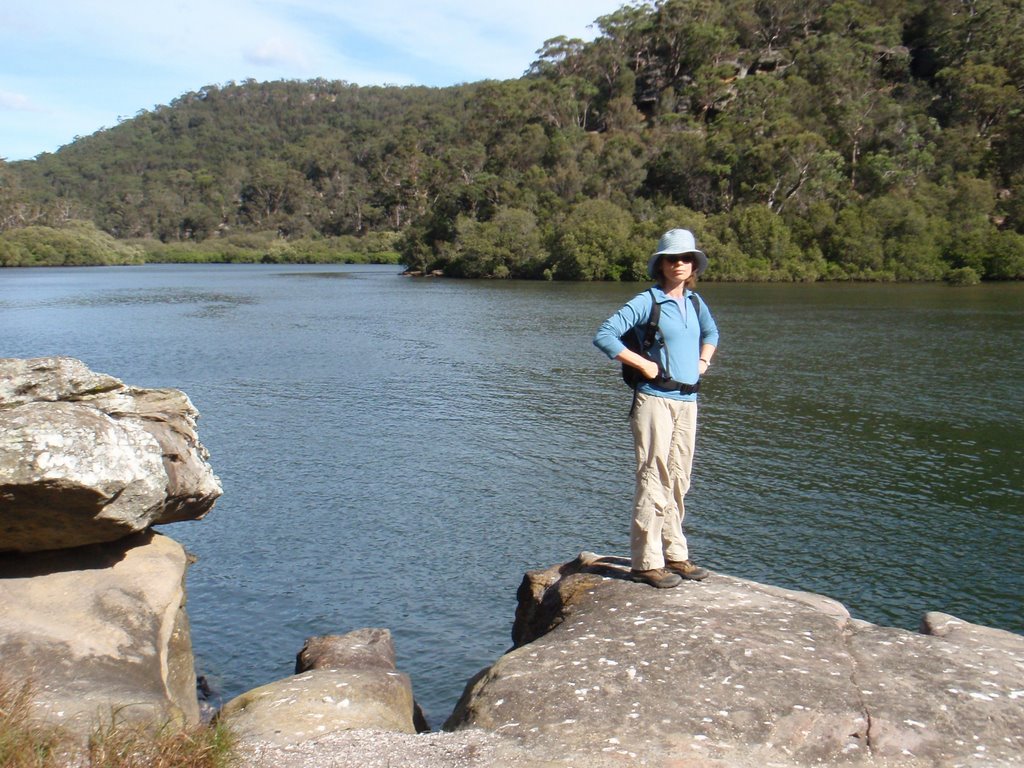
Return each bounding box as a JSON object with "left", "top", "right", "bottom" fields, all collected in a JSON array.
[{"left": 443, "top": 552, "right": 1024, "bottom": 768}]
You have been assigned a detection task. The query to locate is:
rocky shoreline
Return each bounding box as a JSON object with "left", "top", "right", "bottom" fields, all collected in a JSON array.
[{"left": 2, "top": 357, "right": 1022, "bottom": 767}]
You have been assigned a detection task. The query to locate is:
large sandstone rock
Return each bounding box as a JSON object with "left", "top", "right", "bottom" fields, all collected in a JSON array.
[
  {"left": 0, "top": 531, "right": 199, "bottom": 735},
  {"left": 219, "top": 628, "right": 422, "bottom": 749},
  {"left": 0, "top": 356, "right": 221, "bottom": 552},
  {"left": 446, "top": 552, "right": 1024, "bottom": 767}
]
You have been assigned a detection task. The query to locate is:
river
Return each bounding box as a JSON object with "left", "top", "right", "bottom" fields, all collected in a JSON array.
[{"left": 2, "top": 263, "right": 1021, "bottom": 727}]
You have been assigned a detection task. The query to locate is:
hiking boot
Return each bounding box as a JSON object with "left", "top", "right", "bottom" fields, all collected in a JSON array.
[
  {"left": 666, "top": 559, "right": 710, "bottom": 581},
  {"left": 630, "top": 568, "right": 683, "bottom": 589}
]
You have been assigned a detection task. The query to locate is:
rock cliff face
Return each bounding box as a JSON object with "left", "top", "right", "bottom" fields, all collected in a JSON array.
[
  {"left": 446, "top": 553, "right": 1024, "bottom": 767},
  {"left": 0, "top": 356, "right": 221, "bottom": 736}
]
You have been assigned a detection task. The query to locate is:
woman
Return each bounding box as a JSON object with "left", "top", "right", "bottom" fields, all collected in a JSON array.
[{"left": 593, "top": 228, "right": 719, "bottom": 589}]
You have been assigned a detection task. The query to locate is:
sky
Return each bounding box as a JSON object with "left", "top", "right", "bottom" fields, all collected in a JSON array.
[{"left": 1, "top": 0, "right": 628, "bottom": 162}]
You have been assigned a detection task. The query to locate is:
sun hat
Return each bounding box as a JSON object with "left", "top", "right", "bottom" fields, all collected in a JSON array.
[{"left": 647, "top": 228, "right": 708, "bottom": 279}]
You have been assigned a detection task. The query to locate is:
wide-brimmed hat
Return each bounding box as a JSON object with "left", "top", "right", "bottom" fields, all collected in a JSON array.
[{"left": 647, "top": 228, "right": 708, "bottom": 278}]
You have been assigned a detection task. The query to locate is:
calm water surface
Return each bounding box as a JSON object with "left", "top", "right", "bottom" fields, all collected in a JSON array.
[{"left": 2, "top": 264, "right": 1021, "bottom": 727}]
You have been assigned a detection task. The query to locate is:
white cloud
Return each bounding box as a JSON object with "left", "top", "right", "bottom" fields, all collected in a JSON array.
[
  {"left": 0, "top": 90, "right": 37, "bottom": 112},
  {"left": 244, "top": 36, "right": 313, "bottom": 69}
]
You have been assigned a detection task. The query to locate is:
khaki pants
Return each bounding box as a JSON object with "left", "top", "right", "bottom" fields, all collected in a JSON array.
[{"left": 630, "top": 393, "right": 697, "bottom": 571}]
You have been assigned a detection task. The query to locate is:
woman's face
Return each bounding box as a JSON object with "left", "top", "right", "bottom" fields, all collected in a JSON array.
[{"left": 660, "top": 253, "right": 696, "bottom": 283}]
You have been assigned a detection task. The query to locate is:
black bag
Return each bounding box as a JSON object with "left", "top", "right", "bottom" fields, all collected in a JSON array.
[{"left": 620, "top": 289, "right": 661, "bottom": 388}]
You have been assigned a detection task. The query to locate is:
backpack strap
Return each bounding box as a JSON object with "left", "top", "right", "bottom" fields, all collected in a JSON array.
[
  {"left": 648, "top": 291, "right": 698, "bottom": 348},
  {"left": 649, "top": 290, "right": 700, "bottom": 378},
  {"left": 639, "top": 288, "right": 661, "bottom": 353},
  {"left": 630, "top": 289, "right": 703, "bottom": 416},
  {"left": 628, "top": 289, "right": 660, "bottom": 416}
]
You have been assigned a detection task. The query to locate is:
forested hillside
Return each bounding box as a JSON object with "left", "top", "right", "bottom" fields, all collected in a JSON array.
[{"left": 2, "top": 0, "right": 1023, "bottom": 281}]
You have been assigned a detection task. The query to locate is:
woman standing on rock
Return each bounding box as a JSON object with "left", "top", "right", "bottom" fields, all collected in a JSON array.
[{"left": 593, "top": 228, "right": 719, "bottom": 589}]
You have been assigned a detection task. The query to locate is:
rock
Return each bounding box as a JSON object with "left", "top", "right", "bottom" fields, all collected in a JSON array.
[
  {"left": 296, "top": 628, "right": 430, "bottom": 732},
  {"left": 445, "top": 552, "right": 1024, "bottom": 767},
  {"left": 230, "top": 727, "right": 567, "bottom": 768},
  {"left": 0, "top": 400, "right": 168, "bottom": 552},
  {"left": 0, "top": 531, "right": 199, "bottom": 736},
  {"left": 0, "top": 356, "right": 221, "bottom": 552},
  {"left": 219, "top": 628, "right": 423, "bottom": 748},
  {"left": 295, "top": 627, "right": 401, "bottom": 675},
  {"left": 400, "top": 269, "right": 444, "bottom": 278},
  {"left": 88, "top": 384, "right": 222, "bottom": 525},
  {"left": 0, "top": 355, "right": 123, "bottom": 404}
]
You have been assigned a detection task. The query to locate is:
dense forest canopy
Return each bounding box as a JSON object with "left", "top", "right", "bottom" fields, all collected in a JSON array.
[{"left": 2, "top": 0, "right": 1023, "bottom": 282}]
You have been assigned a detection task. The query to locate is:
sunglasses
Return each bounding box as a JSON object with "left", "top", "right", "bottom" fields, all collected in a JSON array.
[{"left": 664, "top": 254, "right": 697, "bottom": 264}]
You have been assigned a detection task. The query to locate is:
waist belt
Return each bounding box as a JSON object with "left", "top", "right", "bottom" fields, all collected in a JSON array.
[
  {"left": 629, "top": 374, "right": 700, "bottom": 418},
  {"left": 648, "top": 376, "right": 700, "bottom": 395}
]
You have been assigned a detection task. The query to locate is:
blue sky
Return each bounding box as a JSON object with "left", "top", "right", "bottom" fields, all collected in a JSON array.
[{"left": 1, "top": 0, "right": 627, "bottom": 162}]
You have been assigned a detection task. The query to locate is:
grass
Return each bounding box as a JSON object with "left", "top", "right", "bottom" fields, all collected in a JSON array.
[
  {"left": 0, "top": 676, "right": 66, "bottom": 768},
  {"left": 85, "top": 716, "right": 236, "bottom": 768},
  {"left": 0, "top": 675, "right": 237, "bottom": 768}
]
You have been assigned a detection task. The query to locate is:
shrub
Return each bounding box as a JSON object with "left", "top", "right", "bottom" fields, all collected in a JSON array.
[
  {"left": 0, "top": 221, "right": 144, "bottom": 267},
  {"left": 945, "top": 266, "right": 981, "bottom": 286}
]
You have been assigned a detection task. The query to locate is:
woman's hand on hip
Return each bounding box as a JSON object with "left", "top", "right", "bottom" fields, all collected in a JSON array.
[{"left": 639, "top": 358, "right": 660, "bottom": 380}]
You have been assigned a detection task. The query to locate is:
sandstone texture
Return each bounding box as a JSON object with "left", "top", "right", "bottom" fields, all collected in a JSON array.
[
  {"left": 0, "top": 356, "right": 221, "bottom": 553},
  {"left": 220, "top": 628, "right": 424, "bottom": 748},
  {"left": 445, "top": 553, "right": 1024, "bottom": 767},
  {"left": 295, "top": 627, "right": 404, "bottom": 676},
  {"left": 0, "top": 531, "right": 199, "bottom": 734}
]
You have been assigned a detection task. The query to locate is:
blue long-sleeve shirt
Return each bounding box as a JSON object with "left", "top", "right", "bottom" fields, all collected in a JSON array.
[{"left": 594, "top": 286, "right": 719, "bottom": 401}]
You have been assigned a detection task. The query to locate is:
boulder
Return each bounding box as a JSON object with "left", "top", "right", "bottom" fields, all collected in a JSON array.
[
  {"left": 295, "top": 627, "right": 401, "bottom": 675},
  {"left": 0, "top": 531, "right": 200, "bottom": 736},
  {"left": 296, "top": 628, "right": 430, "bottom": 733},
  {"left": 445, "top": 552, "right": 1024, "bottom": 767},
  {"left": 0, "top": 356, "right": 221, "bottom": 553},
  {"left": 219, "top": 628, "right": 422, "bottom": 748}
]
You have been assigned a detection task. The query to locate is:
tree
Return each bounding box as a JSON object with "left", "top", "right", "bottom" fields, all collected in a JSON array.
[
  {"left": 0, "top": 160, "right": 24, "bottom": 232},
  {"left": 729, "top": 204, "right": 817, "bottom": 280},
  {"left": 447, "top": 207, "right": 546, "bottom": 278},
  {"left": 239, "top": 160, "right": 310, "bottom": 230},
  {"left": 865, "top": 192, "right": 948, "bottom": 280},
  {"left": 936, "top": 63, "right": 1022, "bottom": 145},
  {"left": 551, "top": 199, "right": 638, "bottom": 280}
]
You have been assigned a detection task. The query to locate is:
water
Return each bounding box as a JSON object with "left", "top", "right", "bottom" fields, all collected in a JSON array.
[{"left": 2, "top": 264, "right": 1022, "bottom": 727}]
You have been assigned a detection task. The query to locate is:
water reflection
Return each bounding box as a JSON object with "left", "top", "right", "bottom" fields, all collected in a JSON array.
[{"left": 69, "top": 289, "right": 257, "bottom": 308}]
